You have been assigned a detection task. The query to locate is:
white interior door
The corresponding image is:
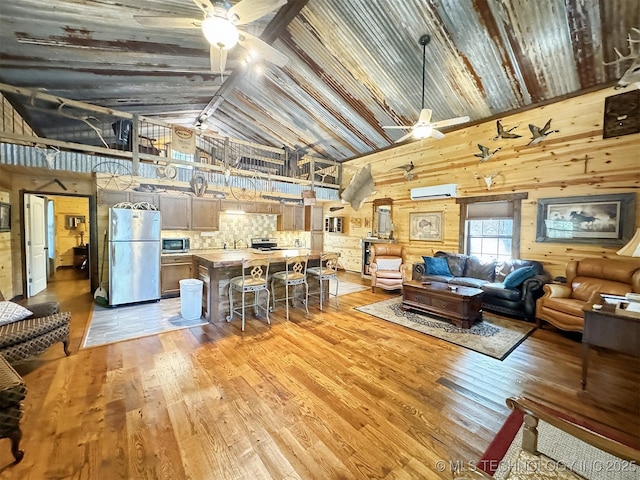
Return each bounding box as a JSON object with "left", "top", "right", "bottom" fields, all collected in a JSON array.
[{"left": 25, "top": 194, "right": 47, "bottom": 297}]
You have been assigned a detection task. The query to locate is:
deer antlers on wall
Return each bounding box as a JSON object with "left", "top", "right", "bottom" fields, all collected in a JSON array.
[
  {"left": 474, "top": 171, "right": 502, "bottom": 190},
  {"left": 604, "top": 28, "right": 640, "bottom": 89},
  {"left": 34, "top": 145, "right": 60, "bottom": 168}
]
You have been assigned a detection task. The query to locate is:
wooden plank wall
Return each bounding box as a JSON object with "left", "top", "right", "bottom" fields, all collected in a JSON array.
[
  {"left": 0, "top": 189, "right": 12, "bottom": 298},
  {"left": 2, "top": 169, "right": 94, "bottom": 298},
  {"left": 324, "top": 87, "right": 640, "bottom": 278},
  {"left": 1, "top": 93, "right": 34, "bottom": 137},
  {"left": 53, "top": 196, "right": 90, "bottom": 268}
]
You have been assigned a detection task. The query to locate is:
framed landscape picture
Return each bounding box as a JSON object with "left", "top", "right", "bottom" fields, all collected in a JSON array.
[
  {"left": 0, "top": 202, "right": 10, "bottom": 232},
  {"left": 536, "top": 193, "right": 635, "bottom": 246},
  {"left": 409, "top": 212, "right": 443, "bottom": 241}
]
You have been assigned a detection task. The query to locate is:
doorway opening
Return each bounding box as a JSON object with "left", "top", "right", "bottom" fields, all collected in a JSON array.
[{"left": 22, "top": 192, "right": 93, "bottom": 300}]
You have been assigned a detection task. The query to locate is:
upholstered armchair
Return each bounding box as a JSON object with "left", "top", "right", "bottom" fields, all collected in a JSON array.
[
  {"left": 536, "top": 257, "right": 640, "bottom": 332},
  {"left": 370, "top": 243, "right": 408, "bottom": 293},
  {"left": 0, "top": 290, "right": 71, "bottom": 365}
]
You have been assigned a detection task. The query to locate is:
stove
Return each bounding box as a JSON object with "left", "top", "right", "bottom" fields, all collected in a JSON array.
[{"left": 251, "top": 238, "right": 280, "bottom": 251}]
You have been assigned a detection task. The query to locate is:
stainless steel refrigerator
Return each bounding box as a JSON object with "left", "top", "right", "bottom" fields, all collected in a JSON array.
[{"left": 108, "top": 208, "right": 161, "bottom": 306}]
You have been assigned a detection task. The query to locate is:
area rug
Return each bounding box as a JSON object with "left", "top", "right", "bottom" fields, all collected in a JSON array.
[
  {"left": 82, "top": 297, "right": 208, "bottom": 348},
  {"left": 480, "top": 408, "right": 639, "bottom": 479},
  {"left": 355, "top": 297, "right": 535, "bottom": 360},
  {"left": 331, "top": 279, "right": 368, "bottom": 296}
]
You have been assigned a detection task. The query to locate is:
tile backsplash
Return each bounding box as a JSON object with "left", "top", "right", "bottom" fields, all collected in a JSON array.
[{"left": 162, "top": 213, "right": 310, "bottom": 250}]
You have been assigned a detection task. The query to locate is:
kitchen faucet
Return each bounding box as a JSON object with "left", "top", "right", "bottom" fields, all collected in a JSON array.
[{"left": 233, "top": 238, "right": 247, "bottom": 249}]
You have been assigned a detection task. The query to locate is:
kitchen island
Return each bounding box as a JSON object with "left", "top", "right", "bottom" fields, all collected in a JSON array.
[{"left": 192, "top": 249, "right": 324, "bottom": 322}]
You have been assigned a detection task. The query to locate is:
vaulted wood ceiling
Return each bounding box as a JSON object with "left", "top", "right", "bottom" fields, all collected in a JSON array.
[{"left": 1, "top": 0, "right": 638, "bottom": 162}]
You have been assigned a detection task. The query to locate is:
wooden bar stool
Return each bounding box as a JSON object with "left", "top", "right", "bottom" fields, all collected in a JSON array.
[
  {"left": 307, "top": 252, "right": 339, "bottom": 310},
  {"left": 226, "top": 258, "right": 271, "bottom": 331},
  {"left": 270, "top": 255, "right": 309, "bottom": 320}
]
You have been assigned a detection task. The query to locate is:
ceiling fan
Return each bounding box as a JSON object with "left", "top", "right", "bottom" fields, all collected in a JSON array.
[
  {"left": 383, "top": 34, "right": 470, "bottom": 143},
  {"left": 134, "top": 0, "right": 289, "bottom": 76}
]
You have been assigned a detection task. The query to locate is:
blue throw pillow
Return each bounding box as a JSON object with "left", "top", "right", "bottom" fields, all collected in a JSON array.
[
  {"left": 422, "top": 256, "right": 452, "bottom": 276},
  {"left": 503, "top": 265, "right": 536, "bottom": 288}
]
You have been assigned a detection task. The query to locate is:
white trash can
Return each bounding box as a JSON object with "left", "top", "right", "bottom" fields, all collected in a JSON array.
[{"left": 179, "top": 279, "right": 203, "bottom": 320}]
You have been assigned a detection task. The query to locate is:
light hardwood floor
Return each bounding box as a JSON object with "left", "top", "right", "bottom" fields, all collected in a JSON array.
[{"left": 1, "top": 269, "right": 638, "bottom": 479}]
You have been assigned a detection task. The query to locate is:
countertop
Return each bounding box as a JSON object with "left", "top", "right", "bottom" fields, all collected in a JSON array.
[{"left": 192, "top": 249, "right": 320, "bottom": 268}]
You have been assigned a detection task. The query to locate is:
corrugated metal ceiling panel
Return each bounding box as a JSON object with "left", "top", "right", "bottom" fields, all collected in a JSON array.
[{"left": 1, "top": 0, "right": 638, "bottom": 162}]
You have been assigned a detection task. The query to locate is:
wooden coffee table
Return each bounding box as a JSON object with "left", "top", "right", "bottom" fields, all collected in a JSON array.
[{"left": 402, "top": 280, "right": 484, "bottom": 328}]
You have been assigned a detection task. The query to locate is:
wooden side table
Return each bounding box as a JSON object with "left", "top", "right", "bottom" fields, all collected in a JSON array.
[{"left": 582, "top": 297, "right": 640, "bottom": 389}]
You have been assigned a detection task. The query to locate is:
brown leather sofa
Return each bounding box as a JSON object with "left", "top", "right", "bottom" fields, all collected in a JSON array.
[
  {"left": 370, "top": 244, "right": 407, "bottom": 293},
  {"left": 536, "top": 257, "right": 640, "bottom": 332}
]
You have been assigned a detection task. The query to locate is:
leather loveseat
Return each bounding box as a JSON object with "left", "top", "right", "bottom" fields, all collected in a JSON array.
[
  {"left": 412, "top": 251, "right": 550, "bottom": 321},
  {"left": 536, "top": 257, "right": 640, "bottom": 332}
]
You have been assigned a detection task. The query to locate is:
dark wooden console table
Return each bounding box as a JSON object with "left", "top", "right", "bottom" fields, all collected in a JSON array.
[
  {"left": 582, "top": 296, "right": 640, "bottom": 389},
  {"left": 402, "top": 280, "right": 483, "bottom": 329}
]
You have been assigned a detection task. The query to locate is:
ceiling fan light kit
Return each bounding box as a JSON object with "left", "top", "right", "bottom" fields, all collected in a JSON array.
[
  {"left": 134, "top": 0, "right": 288, "bottom": 75},
  {"left": 202, "top": 16, "right": 239, "bottom": 49},
  {"left": 413, "top": 124, "right": 433, "bottom": 139}
]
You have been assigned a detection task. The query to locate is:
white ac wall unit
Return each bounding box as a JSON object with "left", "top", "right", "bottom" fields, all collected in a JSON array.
[{"left": 410, "top": 183, "right": 457, "bottom": 200}]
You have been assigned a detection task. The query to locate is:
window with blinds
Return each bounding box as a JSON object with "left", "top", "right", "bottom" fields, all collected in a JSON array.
[{"left": 464, "top": 200, "right": 516, "bottom": 260}]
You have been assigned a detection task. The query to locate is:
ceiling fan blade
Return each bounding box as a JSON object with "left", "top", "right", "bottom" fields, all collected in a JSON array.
[
  {"left": 431, "top": 115, "right": 470, "bottom": 129},
  {"left": 238, "top": 32, "right": 288, "bottom": 67},
  {"left": 210, "top": 47, "right": 228, "bottom": 74},
  {"left": 192, "top": 0, "right": 214, "bottom": 16},
  {"left": 395, "top": 132, "right": 414, "bottom": 143},
  {"left": 134, "top": 16, "right": 201, "bottom": 29},
  {"left": 382, "top": 125, "right": 412, "bottom": 130},
  {"left": 430, "top": 129, "right": 446, "bottom": 140},
  {"left": 417, "top": 108, "right": 433, "bottom": 125},
  {"left": 229, "top": 0, "right": 287, "bottom": 26}
]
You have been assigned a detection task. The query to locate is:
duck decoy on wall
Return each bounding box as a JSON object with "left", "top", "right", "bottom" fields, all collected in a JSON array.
[
  {"left": 492, "top": 120, "right": 521, "bottom": 140},
  {"left": 474, "top": 144, "right": 502, "bottom": 163},
  {"left": 527, "top": 119, "right": 559, "bottom": 145},
  {"left": 393, "top": 161, "right": 416, "bottom": 181}
]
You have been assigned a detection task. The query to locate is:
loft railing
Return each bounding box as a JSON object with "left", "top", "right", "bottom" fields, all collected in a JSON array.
[{"left": 0, "top": 83, "right": 341, "bottom": 197}]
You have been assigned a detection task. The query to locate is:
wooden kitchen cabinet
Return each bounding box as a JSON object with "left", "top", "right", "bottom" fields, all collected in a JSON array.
[
  {"left": 98, "top": 189, "right": 129, "bottom": 206},
  {"left": 220, "top": 200, "right": 254, "bottom": 213},
  {"left": 161, "top": 255, "right": 193, "bottom": 297},
  {"left": 98, "top": 189, "right": 158, "bottom": 208},
  {"left": 255, "top": 202, "right": 280, "bottom": 214},
  {"left": 160, "top": 195, "right": 191, "bottom": 230},
  {"left": 129, "top": 191, "right": 158, "bottom": 207},
  {"left": 278, "top": 205, "right": 305, "bottom": 231},
  {"left": 305, "top": 205, "right": 324, "bottom": 232},
  {"left": 192, "top": 197, "right": 219, "bottom": 231}
]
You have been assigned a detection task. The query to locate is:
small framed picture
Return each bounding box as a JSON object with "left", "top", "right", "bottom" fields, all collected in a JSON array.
[
  {"left": 0, "top": 202, "right": 11, "bottom": 232},
  {"left": 409, "top": 212, "right": 443, "bottom": 241}
]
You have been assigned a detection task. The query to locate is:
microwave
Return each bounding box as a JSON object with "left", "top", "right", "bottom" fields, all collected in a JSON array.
[{"left": 162, "top": 238, "right": 190, "bottom": 253}]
